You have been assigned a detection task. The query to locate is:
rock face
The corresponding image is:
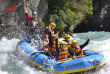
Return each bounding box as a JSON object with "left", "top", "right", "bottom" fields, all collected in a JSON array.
[
  {"left": 37, "top": 0, "right": 48, "bottom": 19},
  {"left": 0, "top": 0, "right": 48, "bottom": 39},
  {"left": 74, "top": 0, "right": 110, "bottom": 33}
]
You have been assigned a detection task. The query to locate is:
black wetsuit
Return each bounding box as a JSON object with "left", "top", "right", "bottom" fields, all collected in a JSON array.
[{"left": 80, "top": 39, "right": 90, "bottom": 49}]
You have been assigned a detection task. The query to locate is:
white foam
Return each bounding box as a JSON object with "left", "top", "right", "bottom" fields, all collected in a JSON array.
[{"left": 0, "top": 70, "right": 9, "bottom": 74}]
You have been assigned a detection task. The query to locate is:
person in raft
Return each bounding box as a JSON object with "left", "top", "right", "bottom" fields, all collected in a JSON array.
[
  {"left": 23, "top": 0, "right": 43, "bottom": 41},
  {"left": 63, "top": 34, "right": 71, "bottom": 48},
  {"left": 43, "top": 23, "right": 56, "bottom": 37},
  {"left": 69, "top": 36, "right": 90, "bottom": 56},
  {"left": 57, "top": 41, "right": 75, "bottom": 60},
  {"left": 47, "top": 33, "right": 59, "bottom": 57},
  {"left": 42, "top": 34, "right": 49, "bottom": 52}
]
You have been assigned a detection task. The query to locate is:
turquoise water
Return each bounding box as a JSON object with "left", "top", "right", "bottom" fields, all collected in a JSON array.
[{"left": 0, "top": 31, "right": 110, "bottom": 74}]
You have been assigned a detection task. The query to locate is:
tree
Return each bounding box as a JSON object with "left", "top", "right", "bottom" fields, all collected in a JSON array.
[{"left": 44, "top": 0, "right": 93, "bottom": 33}]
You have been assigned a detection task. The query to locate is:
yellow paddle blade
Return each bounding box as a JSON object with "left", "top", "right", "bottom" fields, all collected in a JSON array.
[
  {"left": 31, "top": 51, "right": 44, "bottom": 53},
  {"left": 82, "top": 48, "right": 90, "bottom": 51}
]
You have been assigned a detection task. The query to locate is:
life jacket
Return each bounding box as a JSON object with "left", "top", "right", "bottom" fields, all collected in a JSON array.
[
  {"left": 58, "top": 42, "right": 60, "bottom": 48},
  {"left": 58, "top": 47, "right": 69, "bottom": 60},
  {"left": 63, "top": 40, "right": 70, "bottom": 48},
  {"left": 69, "top": 44, "right": 83, "bottom": 56},
  {"left": 47, "top": 41, "right": 60, "bottom": 53},
  {"left": 48, "top": 41, "right": 56, "bottom": 53},
  {"left": 26, "top": 18, "right": 39, "bottom": 31}
]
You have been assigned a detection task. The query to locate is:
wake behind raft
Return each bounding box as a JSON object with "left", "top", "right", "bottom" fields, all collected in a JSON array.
[{"left": 16, "top": 37, "right": 106, "bottom": 74}]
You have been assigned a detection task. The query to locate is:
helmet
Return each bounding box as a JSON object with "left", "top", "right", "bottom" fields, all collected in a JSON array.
[
  {"left": 44, "top": 34, "right": 49, "bottom": 38},
  {"left": 71, "top": 40, "right": 77, "bottom": 44},
  {"left": 32, "top": 11, "right": 37, "bottom": 15},
  {"left": 64, "top": 34, "right": 70, "bottom": 39},
  {"left": 49, "top": 23, "right": 56, "bottom": 27},
  {"left": 60, "top": 41, "right": 67, "bottom": 45},
  {"left": 52, "top": 34, "right": 56, "bottom": 38}
]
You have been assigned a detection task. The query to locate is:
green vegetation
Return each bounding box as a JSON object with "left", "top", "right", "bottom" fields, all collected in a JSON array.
[{"left": 44, "top": 0, "right": 93, "bottom": 33}]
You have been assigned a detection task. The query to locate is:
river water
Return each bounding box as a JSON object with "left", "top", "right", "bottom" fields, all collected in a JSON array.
[{"left": 0, "top": 31, "right": 110, "bottom": 74}]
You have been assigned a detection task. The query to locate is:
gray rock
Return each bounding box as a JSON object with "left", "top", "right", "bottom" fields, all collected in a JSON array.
[{"left": 0, "top": 0, "right": 48, "bottom": 39}]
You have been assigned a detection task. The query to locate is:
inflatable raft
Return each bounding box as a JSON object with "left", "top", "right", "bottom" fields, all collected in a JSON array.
[{"left": 16, "top": 37, "right": 106, "bottom": 74}]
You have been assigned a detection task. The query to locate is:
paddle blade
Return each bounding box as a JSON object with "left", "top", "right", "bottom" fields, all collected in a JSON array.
[
  {"left": 5, "top": 6, "right": 16, "bottom": 13},
  {"left": 82, "top": 48, "right": 90, "bottom": 51}
]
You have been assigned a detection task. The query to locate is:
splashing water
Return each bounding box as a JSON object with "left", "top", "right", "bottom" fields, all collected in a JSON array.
[{"left": 0, "top": 31, "right": 110, "bottom": 74}]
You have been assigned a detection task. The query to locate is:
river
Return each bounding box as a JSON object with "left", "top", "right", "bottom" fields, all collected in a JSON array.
[{"left": 0, "top": 31, "right": 110, "bottom": 74}]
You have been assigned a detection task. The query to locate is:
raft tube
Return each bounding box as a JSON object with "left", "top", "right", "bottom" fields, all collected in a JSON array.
[{"left": 16, "top": 37, "right": 106, "bottom": 74}]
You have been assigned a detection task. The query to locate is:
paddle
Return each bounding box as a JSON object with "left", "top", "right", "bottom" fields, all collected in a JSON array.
[
  {"left": 58, "top": 58, "right": 73, "bottom": 61},
  {"left": 55, "top": 53, "right": 98, "bottom": 64},
  {"left": 82, "top": 48, "right": 90, "bottom": 51},
  {"left": 31, "top": 51, "right": 45, "bottom": 54},
  {"left": 5, "top": 0, "right": 30, "bottom": 13},
  {"left": 5, "top": 6, "right": 17, "bottom": 13}
]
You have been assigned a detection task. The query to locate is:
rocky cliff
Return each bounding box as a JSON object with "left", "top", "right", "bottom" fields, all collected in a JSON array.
[
  {"left": 74, "top": 0, "right": 110, "bottom": 33},
  {"left": 0, "top": 0, "right": 48, "bottom": 39}
]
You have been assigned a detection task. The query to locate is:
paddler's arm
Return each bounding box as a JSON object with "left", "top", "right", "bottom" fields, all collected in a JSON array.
[
  {"left": 55, "top": 38, "right": 59, "bottom": 57},
  {"left": 55, "top": 38, "right": 59, "bottom": 52},
  {"left": 68, "top": 48, "right": 76, "bottom": 57},
  {"left": 49, "top": 31, "right": 53, "bottom": 47},
  {"left": 23, "top": 0, "right": 32, "bottom": 23},
  {"left": 80, "top": 36, "right": 90, "bottom": 49},
  {"left": 23, "top": 0, "right": 28, "bottom": 14},
  {"left": 55, "top": 31, "right": 59, "bottom": 51}
]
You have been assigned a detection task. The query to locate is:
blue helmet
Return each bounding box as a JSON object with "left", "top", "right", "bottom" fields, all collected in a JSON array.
[{"left": 32, "top": 11, "right": 37, "bottom": 15}]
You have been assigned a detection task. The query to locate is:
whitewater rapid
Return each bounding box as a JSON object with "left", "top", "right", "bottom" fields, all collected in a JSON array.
[{"left": 0, "top": 31, "right": 110, "bottom": 74}]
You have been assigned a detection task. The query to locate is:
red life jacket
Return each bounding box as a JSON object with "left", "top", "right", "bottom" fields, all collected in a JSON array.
[
  {"left": 26, "top": 18, "right": 39, "bottom": 31},
  {"left": 32, "top": 19, "right": 39, "bottom": 27}
]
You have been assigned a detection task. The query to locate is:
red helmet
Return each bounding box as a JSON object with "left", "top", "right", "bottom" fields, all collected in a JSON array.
[{"left": 44, "top": 34, "right": 49, "bottom": 38}]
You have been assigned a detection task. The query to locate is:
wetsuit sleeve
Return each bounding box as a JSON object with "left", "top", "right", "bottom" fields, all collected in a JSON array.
[
  {"left": 55, "top": 39, "right": 59, "bottom": 52},
  {"left": 49, "top": 31, "right": 53, "bottom": 47},
  {"left": 25, "top": 13, "right": 31, "bottom": 22},
  {"left": 55, "top": 39, "right": 59, "bottom": 57},
  {"left": 68, "top": 48, "right": 76, "bottom": 56},
  {"left": 80, "top": 39, "right": 90, "bottom": 49}
]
